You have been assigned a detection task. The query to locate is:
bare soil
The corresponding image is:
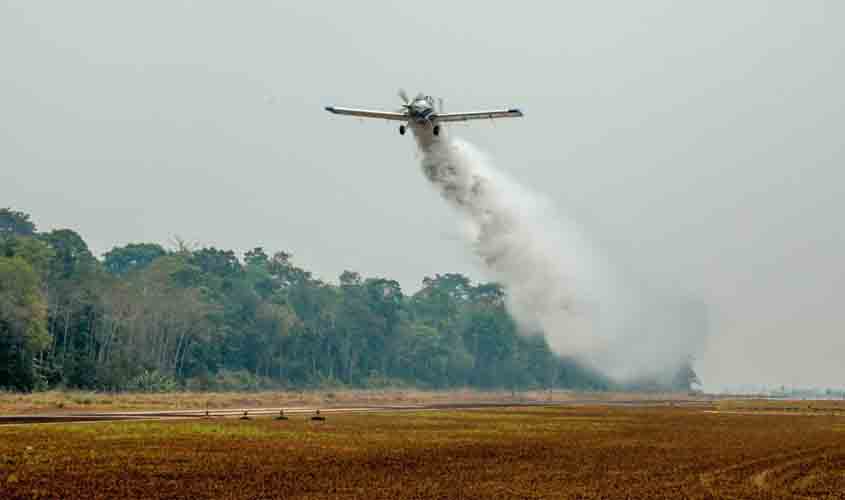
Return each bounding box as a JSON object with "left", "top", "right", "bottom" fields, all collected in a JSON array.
[{"left": 1, "top": 404, "right": 843, "bottom": 499}]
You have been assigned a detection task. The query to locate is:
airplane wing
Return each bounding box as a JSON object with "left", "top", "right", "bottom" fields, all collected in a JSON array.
[
  {"left": 433, "top": 109, "right": 524, "bottom": 122},
  {"left": 324, "top": 106, "right": 408, "bottom": 121}
]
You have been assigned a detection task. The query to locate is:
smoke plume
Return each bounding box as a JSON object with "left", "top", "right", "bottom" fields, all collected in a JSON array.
[{"left": 414, "top": 130, "right": 706, "bottom": 383}]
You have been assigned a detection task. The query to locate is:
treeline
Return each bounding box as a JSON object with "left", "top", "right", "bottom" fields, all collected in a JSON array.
[{"left": 0, "top": 208, "right": 697, "bottom": 392}]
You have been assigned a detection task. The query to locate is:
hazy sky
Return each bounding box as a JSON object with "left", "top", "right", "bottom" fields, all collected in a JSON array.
[{"left": 2, "top": 1, "right": 843, "bottom": 390}]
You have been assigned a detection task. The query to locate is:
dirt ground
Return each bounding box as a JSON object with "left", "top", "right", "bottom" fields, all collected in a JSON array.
[{"left": 1, "top": 404, "right": 843, "bottom": 499}]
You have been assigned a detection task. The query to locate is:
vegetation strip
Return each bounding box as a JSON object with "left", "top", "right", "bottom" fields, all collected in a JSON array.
[{"left": 0, "top": 398, "right": 717, "bottom": 425}]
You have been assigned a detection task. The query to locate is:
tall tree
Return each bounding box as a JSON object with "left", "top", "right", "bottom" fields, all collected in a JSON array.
[
  {"left": 38, "top": 229, "right": 97, "bottom": 280},
  {"left": 0, "top": 257, "right": 49, "bottom": 390},
  {"left": 0, "top": 208, "right": 36, "bottom": 238},
  {"left": 103, "top": 243, "right": 167, "bottom": 275}
]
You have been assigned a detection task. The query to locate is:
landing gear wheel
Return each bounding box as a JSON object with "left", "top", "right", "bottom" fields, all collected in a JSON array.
[
  {"left": 433, "top": 125, "right": 440, "bottom": 136},
  {"left": 399, "top": 125, "right": 406, "bottom": 135}
]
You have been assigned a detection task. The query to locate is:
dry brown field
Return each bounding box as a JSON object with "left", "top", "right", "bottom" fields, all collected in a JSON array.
[
  {"left": 0, "top": 389, "right": 701, "bottom": 415},
  {"left": 1, "top": 404, "right": 844, "bottom": 499}
]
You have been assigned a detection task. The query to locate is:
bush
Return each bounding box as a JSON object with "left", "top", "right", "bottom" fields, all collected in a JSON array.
[
  {"left": 125, "top": 370, "right": 178, "bottom": 393},
  {"left": 185, "top": 370, "right": 265, "bottom": 392},
  {"left": 215, "top": 370, "right": 261, "bottom": 391},
  {"left": 64, "top": 355, "right": 99, "bottom": 390},
  {"left": 361, "top": 373, "right": 408, "bottom": 389}
]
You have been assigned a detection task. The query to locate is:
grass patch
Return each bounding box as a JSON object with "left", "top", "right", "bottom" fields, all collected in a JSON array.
[{"left": 0, "top": 389, "right": 699, "bottom": 415}]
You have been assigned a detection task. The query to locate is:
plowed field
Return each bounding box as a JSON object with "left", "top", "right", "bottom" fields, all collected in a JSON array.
[{"left": 1, "top": 406, "right": 843, "bottom": 499}]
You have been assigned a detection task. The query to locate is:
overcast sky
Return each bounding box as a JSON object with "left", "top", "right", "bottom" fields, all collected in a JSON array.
[{"left": 2, "top": 1, "right": 843, "bottom": 390}]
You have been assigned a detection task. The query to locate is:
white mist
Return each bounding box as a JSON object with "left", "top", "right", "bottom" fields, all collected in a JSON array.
[{"left": 414, "top": 131, "right": 706, "bottom": 383}]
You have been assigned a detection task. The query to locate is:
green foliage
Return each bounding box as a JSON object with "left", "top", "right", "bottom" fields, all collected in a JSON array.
[
  {"left": 209, "top": 370, "right": 262, "bottom": 391},
  {"left": 0, "top": 256, "right": 49, "bottom": 390},
  {"left": 38, "top": 229, "right": 97, "bottom": 280},
  {"left": 125, "top": 370, "right": 178, "bottom": 393},
  {"left": 0, "top": 208, "right": 36, "bottom": 237},
  {"left": 103, "top": 243, "right": 167, "bottom": 275},
  {"left": 0, "top": 236, "right": 55, "bottom": 278},
  {"left": 63, "top": 354, "right": 99, "bottom": 389},
  {"left": 0, "top": 207, "right": 701, "bottom": 393}
]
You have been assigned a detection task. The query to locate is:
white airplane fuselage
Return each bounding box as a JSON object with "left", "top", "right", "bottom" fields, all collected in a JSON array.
[
  {"left": 407, "top": 96, "right": 436, "bottom": 124},
  {"left": 324, "top": 90, "right": 522, "bottom": 143}
]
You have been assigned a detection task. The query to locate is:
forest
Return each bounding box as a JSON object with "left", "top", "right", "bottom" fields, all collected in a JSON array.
[{"left": 0, "top": 208, "right": 697, "bottom": 393}]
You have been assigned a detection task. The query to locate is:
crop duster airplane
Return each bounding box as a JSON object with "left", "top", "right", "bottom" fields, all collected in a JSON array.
[{"left": 325, "top": 89, "right": 523, "bottom": 136}]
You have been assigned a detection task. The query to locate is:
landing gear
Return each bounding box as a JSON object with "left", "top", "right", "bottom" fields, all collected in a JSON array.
[
  {"left": 433, "top": 125, "right": 440, "bottom": 136},
  {"left": 399, "top": 125, "right": 406, "bottom": 135}
]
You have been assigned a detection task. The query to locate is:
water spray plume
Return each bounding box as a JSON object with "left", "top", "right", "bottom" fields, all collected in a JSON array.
[{"left": 413, "top": 129, "right": 707, "bottom": 383}]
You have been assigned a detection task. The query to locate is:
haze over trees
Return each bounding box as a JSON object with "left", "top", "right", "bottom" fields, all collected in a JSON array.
[{"left": 0, "top": 208, "right": 698, "bottom": 392}]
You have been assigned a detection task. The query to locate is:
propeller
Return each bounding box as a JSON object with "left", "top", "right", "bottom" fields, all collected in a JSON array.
[{"left": 397, "top": 88, "right": 414, "bottom": 114}]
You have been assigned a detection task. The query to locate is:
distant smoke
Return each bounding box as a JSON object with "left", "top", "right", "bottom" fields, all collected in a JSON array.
[{"left": 414, "top": 130, "right": 707, "bottom": 383}]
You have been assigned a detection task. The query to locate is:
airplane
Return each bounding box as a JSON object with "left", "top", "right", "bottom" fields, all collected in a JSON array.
[{"left": 325, "top": 89, "right": 523, "bottom": 137}]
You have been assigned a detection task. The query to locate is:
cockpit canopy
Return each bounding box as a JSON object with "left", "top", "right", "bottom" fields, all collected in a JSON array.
[{"left": 411, "top": 96, "right": 434, "bottom": 112}]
